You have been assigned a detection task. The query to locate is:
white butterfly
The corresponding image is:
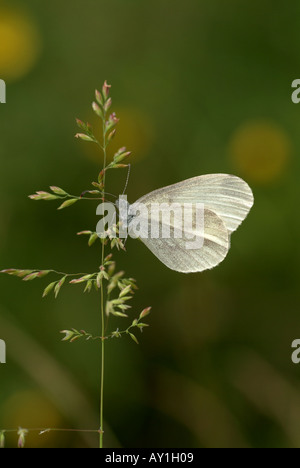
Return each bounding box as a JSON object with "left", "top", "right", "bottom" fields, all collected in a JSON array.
[{"left": 125, "top": 174, "right": 254, "bottom": 273}]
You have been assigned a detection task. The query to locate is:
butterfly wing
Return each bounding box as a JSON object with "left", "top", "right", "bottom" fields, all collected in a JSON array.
[
  {"left": 128, "top": 207, "right": 229, "bottom": 273},
  {"left": 135, "top": 174, "right": 254, "bottom": 234}
]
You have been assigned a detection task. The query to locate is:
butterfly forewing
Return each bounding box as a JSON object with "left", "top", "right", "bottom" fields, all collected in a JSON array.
[{"left": 136, "top": 174, "right": 254, "bottom": 234}]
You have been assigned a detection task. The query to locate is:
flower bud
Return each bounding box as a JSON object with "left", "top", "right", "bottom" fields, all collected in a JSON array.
[
  {"left": 102, "top": 80, "right": 111, "bottom": 100},
  {"left": 0, "top": 431, "right": 5, "bottom": 448},
  {"left": 17, "top": 429, "right": 28, "bottom": 448},
  {"left": 60, "top": 330, "right": 74, "bottom": 341},
  {"left": 139, "top": 307, "right": 151, "bottom": 319},
  {"left": 107, "top": 129, "right": 116, "bottom": 142},
  {"left": 95, "top": 89, "right": 103, "bottom": 106},
  {"left": 92, "top": 101, "right": 103, "bottom": 118},
  {"left": 104, "top": 97, "right": 112, "bottom": 112},
  {"left": 50, "top": 186, "right": 67, "bottom": 196},
  {"left": 75, "top": 133, "right": 95, "bottom": 142}
]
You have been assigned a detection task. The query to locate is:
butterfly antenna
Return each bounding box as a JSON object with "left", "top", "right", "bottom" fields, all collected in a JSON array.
[
  {"left": 102, "top": 192, "right": 118, "bottom": 207},
  {"left": 122, "top": 164, "right": 131, "bottom": 195},
  {"left": 103, "top": 191, "right": 117, "bottom": 200},
  {"left": 80, "top": 190, "right": 117, "bottom": 202}
]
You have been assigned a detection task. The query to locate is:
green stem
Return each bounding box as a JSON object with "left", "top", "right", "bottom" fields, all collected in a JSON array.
[
  {"left": 99, "top": 113, "right": 107, "bottom": 449},
  {"left": 100, "top": 279, "right": 105, "bottom": 448}
]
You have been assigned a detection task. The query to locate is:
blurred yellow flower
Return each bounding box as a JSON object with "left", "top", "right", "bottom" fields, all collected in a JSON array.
[
  {"left": 0, "top": 6, "right": 41, "bottom": 81},
  {"left": 81, "top": 107, "right": 154, "bottom": 164},
  {"left": 2, "top": 390, "right": 62, "bottom": 447},
  {"left": 228, "top": 120, "right": 291, "bottom": 184}
]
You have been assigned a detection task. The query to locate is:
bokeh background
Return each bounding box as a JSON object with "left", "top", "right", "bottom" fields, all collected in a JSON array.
[{"left": 0, "top": 0, "right": 299, "bottom": 448}]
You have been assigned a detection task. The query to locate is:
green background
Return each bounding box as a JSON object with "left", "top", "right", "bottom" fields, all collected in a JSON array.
[{"left": 0, "top": 0, "right": 300, "bottom": 448}]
